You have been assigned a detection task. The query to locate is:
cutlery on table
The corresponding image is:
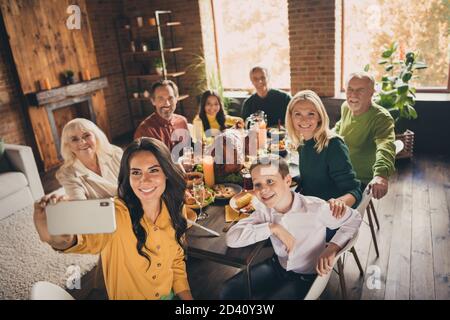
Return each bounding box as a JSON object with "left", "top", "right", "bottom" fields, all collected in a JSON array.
[{"left": 187, "top": 219, "right": 220, "bottom": 237}]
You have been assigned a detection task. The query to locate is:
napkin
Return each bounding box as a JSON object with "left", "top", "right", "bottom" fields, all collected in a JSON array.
[{"left": 225, "top": 205, "right": 249, "bottom": 222}]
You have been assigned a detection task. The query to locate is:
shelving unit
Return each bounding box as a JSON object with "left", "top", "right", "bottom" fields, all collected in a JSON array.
[{"left": 115, "top": 10, "right": 188, "bottom": 129}]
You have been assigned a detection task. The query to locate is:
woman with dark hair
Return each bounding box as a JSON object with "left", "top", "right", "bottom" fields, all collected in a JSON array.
[
  {"left": 193, "top": 90, "right": 244, "bottom": 138},
  {"left": 33, "top": 137, "right": 193, "bottom": 300}
]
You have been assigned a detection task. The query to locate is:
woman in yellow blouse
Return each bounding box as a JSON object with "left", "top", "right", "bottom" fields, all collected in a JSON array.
[
  {"left": 193, "top": 90, "right": 244, "bottom": 138},
  {"left": 33, "top": 138, "right": 193, "bottom": 300}
]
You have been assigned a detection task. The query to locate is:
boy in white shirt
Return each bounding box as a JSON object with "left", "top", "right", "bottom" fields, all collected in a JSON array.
[{"left": 222, "top": 155, "right": 362, "bottom": 299}]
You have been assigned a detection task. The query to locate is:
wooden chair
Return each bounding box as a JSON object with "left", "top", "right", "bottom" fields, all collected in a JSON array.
[
  {"left": 304, "top": 230, "right": 361, "bottom": 300},
  {"left": 366, "top": 140, "right": 403, "bottom": 257}
]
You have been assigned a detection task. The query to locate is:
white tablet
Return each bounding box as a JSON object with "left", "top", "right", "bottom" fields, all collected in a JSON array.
[{"left": 46, "top": 198, "right": 116, "bottom": 236}]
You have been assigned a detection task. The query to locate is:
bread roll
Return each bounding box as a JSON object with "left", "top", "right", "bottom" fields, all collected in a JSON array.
[{"left": 235, "top": 193, "right": 252, "bottom": 209}]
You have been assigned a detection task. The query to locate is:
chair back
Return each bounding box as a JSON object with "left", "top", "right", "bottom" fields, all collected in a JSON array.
[
  {"left": 30, "top": 281, "right": 75, "bottom": 300},
  {"left": 394, "top": 140, "right": 404, "bottom": 155},
  {"left": 356, "top": 187, "right": 372, "bottom": 219},
  {"left": 304, "top": 190, "right": 371, "bottom": 300},
  {"left": 303, "top": 269, "right": 333, "bottom": 300}
]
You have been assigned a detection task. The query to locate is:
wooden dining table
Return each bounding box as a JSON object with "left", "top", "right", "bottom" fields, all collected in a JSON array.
[{"left": 185, "top": 202, "right": 268, "bottom": 299}]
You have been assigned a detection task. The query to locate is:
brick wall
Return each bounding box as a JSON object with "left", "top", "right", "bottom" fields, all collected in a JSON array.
[
  {"left": 0, "top": 20, "right": 29, "bottom": 145},
  {"left": 86, "top": 0, "right": 132, "bottom": 138},
  {"left": 288, "top": 0, "right": 336, "bottom": 96}
]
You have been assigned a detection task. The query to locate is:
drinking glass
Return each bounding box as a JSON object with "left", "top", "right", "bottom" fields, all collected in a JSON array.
[
  {"left": 183, "top": 146, "right": 193, "bottom": 159},
  {"left": 181, "top": 146, "right": 194, "bottom": 172},
  {"left": 286, "top": 138, "right": 298, "bottom": 165},
  {"left": 241, "top": 168, "right": 253, "bottom": 191},
  {"left": 193, "top": 180, "right": 208, "bottom": 220},
  {"left": 181, "top": 156, "right": 194, "bottom": 173}
]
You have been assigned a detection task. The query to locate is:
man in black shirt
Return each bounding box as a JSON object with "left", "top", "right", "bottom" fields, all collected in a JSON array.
[{"left": 242, "top": 66, "right": 291, "bottom": 127}]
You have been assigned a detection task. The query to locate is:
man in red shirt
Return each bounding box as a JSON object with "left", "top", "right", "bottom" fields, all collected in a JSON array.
[{"left": 134, "top": 80, "right": 190, "bottom": 155}]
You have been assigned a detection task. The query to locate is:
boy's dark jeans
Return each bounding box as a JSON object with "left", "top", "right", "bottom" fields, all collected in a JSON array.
[{"left": 220, "top": 255, "right": 316, "bottom": 300}]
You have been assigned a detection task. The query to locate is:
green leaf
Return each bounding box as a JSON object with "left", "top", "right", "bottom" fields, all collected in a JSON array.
[
  {"left": 400, "top": 108, "right": 409, "bottom": 119},
  {"left": 378, "top": 93, "right": 396, "bottom": 108},
  {"left": 402, "top": 72, "right": 412, "bottom": 82},
  {"left": 381, "top": 82, "right": 392, "bottom": 91},
  {"left": 381, "top": 89, "right": 397, "bottom": 95},
  {"left": 378, "top": 59, "right": 389, "bottom": 65},
  {"left": 407, "top": 96, "right": 415, "bottom": 106},
  {"left": 391, "top": 42, "right": 399, "bottom": 52},
  {"left": 364, "top": 64, "right": 370, "bottom": 72},
  {"left": 395, "top": 93, "right": 407, "bottom": 105},
  {"left": 412, "top": 62, "right": 427, "bottom": 70},
  {"left": 382, "top": 50, "right": 393, "bottom": 58},
  {"left": 407, "top": 105, "right": 418, "bottom": 119},
  {"left": 385, "top": 65, "right": 394, "bottom": 72},
  {"left": 397, "top": 84, "right": 409, "bottom": 95}
]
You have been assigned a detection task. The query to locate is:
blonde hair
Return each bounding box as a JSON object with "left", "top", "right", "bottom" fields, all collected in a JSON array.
[
  {"left": 59, "top": 118, "right": 114, "bottom": 169},
  {"left": 285, "top": 90, "right": 337, "bottom": 153}
]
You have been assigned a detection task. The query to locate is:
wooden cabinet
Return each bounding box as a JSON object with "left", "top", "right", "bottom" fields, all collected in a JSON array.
[{"left": 115, "top": 10, "right": 189, "bottom": 129}]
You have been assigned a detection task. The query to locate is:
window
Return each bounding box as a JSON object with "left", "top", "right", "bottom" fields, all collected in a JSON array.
[
  {"left": 212, "top": 0, "right": 290, "bottom": 90},
  {"left": 342, "top": 0, "right": 450, "bottom": 92}
]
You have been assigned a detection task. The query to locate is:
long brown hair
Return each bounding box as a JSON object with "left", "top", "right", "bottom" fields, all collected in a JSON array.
[{"left": 118, "top": 137, "right": 187, "bottom": 268}]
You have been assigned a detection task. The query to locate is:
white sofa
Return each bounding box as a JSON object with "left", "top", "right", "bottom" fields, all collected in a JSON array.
[{"left": 0, "top": 144, "right": 44, "bottom": 220}]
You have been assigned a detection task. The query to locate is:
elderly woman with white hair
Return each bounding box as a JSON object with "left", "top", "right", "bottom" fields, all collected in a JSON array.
[{"left": 56, "top": 118, "right": 123, "bottom": 200}]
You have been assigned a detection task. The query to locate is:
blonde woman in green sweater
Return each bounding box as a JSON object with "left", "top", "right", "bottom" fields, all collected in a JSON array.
[{"left": 285, "top": 90, "right": 362, "bottom": 220}]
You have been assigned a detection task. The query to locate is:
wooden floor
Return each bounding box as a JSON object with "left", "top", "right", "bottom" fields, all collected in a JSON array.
[
  {"left": 45, "top": 153, "right": 450, "bottom": 300},
  {"left": 324, "top": 153, "right": 450, "bottom": 300}
]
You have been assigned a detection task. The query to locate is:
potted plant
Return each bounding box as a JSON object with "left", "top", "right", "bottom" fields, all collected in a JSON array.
[
  {"left": 364, "top": 41, "right": 427, "bottom": 159},
  {"left": 153, "top": 58, "right": 165, "bottom": 75},
  {"left": 62, "top": 70, "right": 75, "bottom": 85}
]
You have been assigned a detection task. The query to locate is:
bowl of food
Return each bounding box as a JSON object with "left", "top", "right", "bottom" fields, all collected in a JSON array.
[
  {"left": 213, "top": 183, "right": 242, "bottom": 201},
  {"left": 184, "top": 187, "right": 215, "bottom": 209},
  {"left": 230, "top": 191, "right": 255, "bottom": 214}
]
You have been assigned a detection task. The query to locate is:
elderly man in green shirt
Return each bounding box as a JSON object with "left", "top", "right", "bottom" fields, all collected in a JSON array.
[{"left": 334, "top": 72, "right": 396, "bottom": 199}]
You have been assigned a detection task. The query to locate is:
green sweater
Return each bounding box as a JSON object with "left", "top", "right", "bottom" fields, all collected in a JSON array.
[
  {"left": 334, "top": 102, "right": 396, "bottom": 184},
  {"left": 297, "top": 136, "right": 362, "bottom": 207}
]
